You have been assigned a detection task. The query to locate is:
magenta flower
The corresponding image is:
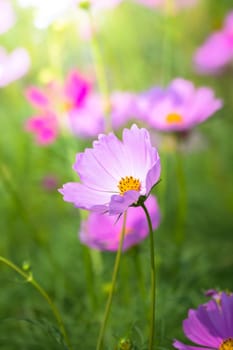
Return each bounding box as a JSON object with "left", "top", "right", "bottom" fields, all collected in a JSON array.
[
  {"left": 24, "top": 70, "right": 104, "bottom": 144},
  {"left": 0, "top": 0, "right": 16, "bottom": 34},
  {"left": 0, "top": 47, "right": 30, "bottom": 87},
  {"left": 138, "top": 78, "right": 222, "bottom": 132},
  {"left": 24, "top": 112, "right": 58, "bottom": 145},
  {"left": 80, "top": 195, "right": 160, "bottom": 251},
  {"left": 25, "top": 70, "right": 91, "bottom": 111},
  {"left": 59, "top": 124, "right": 161, "bottom": 215},
  {"left": 194, "top": 11, "right": 233, "bottom": 74},
  {"left": 173, "top": 292, "right": 233, "bottom": 350}
]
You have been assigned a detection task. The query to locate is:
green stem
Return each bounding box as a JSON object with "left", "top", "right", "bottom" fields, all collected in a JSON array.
[
  {"left": 96, "top": 212, "right": 127, "bottom": 350},
  {"left": 141, "top": 203, "right": 156, "bottom": 350},
  {"left": 174, "top": 148, "right": 187, "bottom": 245},
  {"left": 82, "top": 245, "right": 98, "bottom": 310},
  {"left": 132, "top": 246, "right": 146, "bottom": 298},
  {"left": 88, "top": 12, "right": 112, "bottom": 133},
  {"left": 0, "top": 256, "right": 73, "bottom": 350},
  {"left": 161, "top": 0, "right": 175, "bottom": 84}
]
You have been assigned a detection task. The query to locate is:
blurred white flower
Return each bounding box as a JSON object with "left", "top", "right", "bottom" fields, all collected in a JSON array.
[
  {"left": 0, "top": 47, "right": 31, "bottom": 87},
  {"left": 0, "top": 0, "right": 16, "bottom": 34},
  {"left": 16, "top": 0, "right": 121, "bottom": 30},
  {"left": 17, "top": 0, "right": 76, "bottom": 29}
]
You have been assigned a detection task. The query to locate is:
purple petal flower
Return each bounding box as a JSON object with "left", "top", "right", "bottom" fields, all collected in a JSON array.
[
  {"left": 0, "top": 0, "right": 16, "bottom": 34},
  {"left": 110, "top": 91, "right": 141, "bottom": 129},
  {"left": 69, "top": 94, "right": 105, "bottom": 138},
  {"left": 194, "top": 32, "right": 233, "bottom": 74},
  {"left": 194, "top": 11, "right": 233, "bottom": 74},
  {"left": 59, "top": 124, "right": 161, "bottom": 215},
  {"left": 80, "top": 195, "right": 160, "bottom": 251},
  {"left": 0, "top": 47, "right": 30, "bottom": 87},
  {"left": 173, "top": 292, "right": 233, "bottom": 350},
  {"left": 138, "top": 78, "right": 222, "bottom": 132}
]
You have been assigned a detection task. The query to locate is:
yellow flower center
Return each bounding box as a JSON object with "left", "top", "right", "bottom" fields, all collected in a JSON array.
[
  {"left": 118, "top": 176, "right": 141, "bottom": 195},
  {"left": 219, "top": 338, "right": 233, "bottom": 350},
  {"left": 166, "top": 113, "right": 183, "bottom": 124},
  {"left": 59, "top": 100, "right": 74, "bottom": 113}
]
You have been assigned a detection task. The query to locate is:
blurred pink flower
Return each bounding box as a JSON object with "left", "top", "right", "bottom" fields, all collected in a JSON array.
[
  {"left": 0, "top": 47, "right": 31, "bottom": 87},
  {"left": 137, "top": 78, "right": 222, "bottom": 132},
  {"left": 110, "top": 91, "right": 140, "bottom": 129},
  {"left": 194, "top": 11, "right": 233, "bottom": 74},
  {"left": 25, "top": 70, "right": 140, "bottom": 144},
  {"left": 24, "top": 112, "right": 58, "bottom": 145},
  {"left": 24, "top": 70, "right": 103, "bottom": 144},
  {"left": 0, "top": 0, "right": 16, "bottom": 34},
  {"left": 80, "top": 195, "right": 160, "bottom": 251},
  {"left": 41, "top": 174, "right": 59, "bottom": 191}
]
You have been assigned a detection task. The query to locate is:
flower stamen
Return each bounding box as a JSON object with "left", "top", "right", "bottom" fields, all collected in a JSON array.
[
  {"left": 219, "top": 338, "right": 233, "bottom": 350},
  {"left": 166, "top": 113, "right": 183, "bottom": 124},
  {"left": 118, "top": 176, "right": 141, "bottom": 195}
]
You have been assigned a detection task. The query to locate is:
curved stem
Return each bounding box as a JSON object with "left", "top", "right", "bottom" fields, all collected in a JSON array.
[
  {"left": 96, "top": 212, "right": 127, "bottom": 350},
  {"left": 0, "top": 256, "right": 73, "bottom": 350},
  {"left": 141, "top": 203, "right": 156, "bottom": 350}
]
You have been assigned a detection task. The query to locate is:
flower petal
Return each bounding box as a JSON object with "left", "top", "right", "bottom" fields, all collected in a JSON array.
[
  {"left": 221, "top": 293, "right": 233, "bottom": 337},
  {"left": 122, "top": 124, "right": 159, "bottom": 181},
  {"left": 109, "top": 190, "right": 141, "bottom": 215},
  {"left": 59, "top": 182, "right": 110, "bottom": 212},
  {"left": 74, "top": 149, "right": 118, "bottom": 191},
  {"left": 146, "top": 158, "right": 161, "bottom": 194},
  {"left": 25, "top": 86, "right": 49, "bottom": 108},
  {"left": 183, "top": 308, "right": 222, "bottom": 347},
  {"left": 173, "top": 339, "right": 214, "bottom": 350}
]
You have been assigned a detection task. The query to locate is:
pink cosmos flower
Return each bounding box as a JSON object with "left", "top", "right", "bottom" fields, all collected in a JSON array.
[
  {"left": 24, "top": 112, "right": 58, "bottom": 145},
  {"left": 0, "top": 0, "right": 16, "bottom": 34},
  {"left": 194, "top": 11, "right": 233, "bottom": 74},
  {"left": 173, "top": 292, "right": 233, "bottom": 350},
  {"left": 24, "top": 70, "right": 101, "bottom": 144},
  {"left": 0, "top": 47, "right": 30, "bottom": 87},
  {"left": 68, "top": 91, "right": 136, "bottom": 137},
  {"left": 138, "top": 78, "right": 222, "bottom": 132},
  {"left": 25, "top": 70, "right": 137, "bottom": 145},
  {"left": 59, "top": 124, "right": 161, "bottom": 215},
  {"left": 80, "top": 195, "right": 160, "bottom": 251}
]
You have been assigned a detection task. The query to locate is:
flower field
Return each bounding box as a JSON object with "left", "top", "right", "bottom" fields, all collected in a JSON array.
[{"left": 0, "top": 1, "right": 233, "bottom": 349}]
